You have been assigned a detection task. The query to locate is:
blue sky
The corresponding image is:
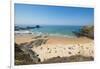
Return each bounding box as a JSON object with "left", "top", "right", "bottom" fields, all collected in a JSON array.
[{"left": 15, "top": 3, "right": 94, "bottom": 26}]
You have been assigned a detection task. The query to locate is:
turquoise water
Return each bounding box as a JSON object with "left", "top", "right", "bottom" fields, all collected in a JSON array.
[
  {"left": 15, "top": 25, "right": 82, "bottom": 37},
  {"left": 30, "top": 25, "right": 82, "bottom": 37}
]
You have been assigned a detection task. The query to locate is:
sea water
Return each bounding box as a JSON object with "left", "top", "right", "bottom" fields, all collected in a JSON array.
[{"left": 15, "top": 25, "right": 82, "bottom": 38}]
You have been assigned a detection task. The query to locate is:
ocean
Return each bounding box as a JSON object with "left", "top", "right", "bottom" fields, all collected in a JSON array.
[{"left": 15, "top": 25, "right": 82, "bottom": 38}]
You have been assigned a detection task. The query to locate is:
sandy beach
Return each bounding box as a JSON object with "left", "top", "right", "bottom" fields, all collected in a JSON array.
[
  {"left": 15, "top": 34, "right": 93, "bottom": 45},
  {"left": 15, "top": 34, "right": 94, "bottom": 63}
]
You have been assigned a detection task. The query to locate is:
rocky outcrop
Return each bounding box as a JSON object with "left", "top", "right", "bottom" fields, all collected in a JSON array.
[
  {"left": 73, "top": 25, "right": 94, "bottom": 39},
  {"left": 15, "top": 36, "right": 48, "bottom": 65},
  {"left": 15, "top": 25, "right": 41, "bottom": 31}
]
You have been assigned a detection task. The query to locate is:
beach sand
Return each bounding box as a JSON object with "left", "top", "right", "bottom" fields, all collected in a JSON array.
[
  {"left": 15, "top": 34, "right": 94, "bottom": 63},
  {"left": 15, "top": 34, "right": 93, "bottom": 45}
]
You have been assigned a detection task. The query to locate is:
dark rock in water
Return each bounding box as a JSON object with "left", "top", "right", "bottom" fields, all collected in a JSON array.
[
  {"left": 15, "top": 25, "right": 41, "bottom": 31},
  {"left": 15, "top": 26, "right": 20, "bottom": 31},
  {"left": 26, "top": 26, "right": 35, "bottom": 29},
  {"left": 72, "top": 25, "right": 94, "bottom": 39},
  {"left": 36, "top": 25, "right": 40, "bottom": 28}
]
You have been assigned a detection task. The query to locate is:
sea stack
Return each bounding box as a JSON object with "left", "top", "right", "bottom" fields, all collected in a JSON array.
[{"left": 36, "top": 25, "right": 40, "bottom": 28}]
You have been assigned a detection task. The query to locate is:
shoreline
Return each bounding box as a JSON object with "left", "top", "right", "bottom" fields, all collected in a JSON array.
[{"left": 15, "top": 33, "right": 93, "bottom": 44}]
